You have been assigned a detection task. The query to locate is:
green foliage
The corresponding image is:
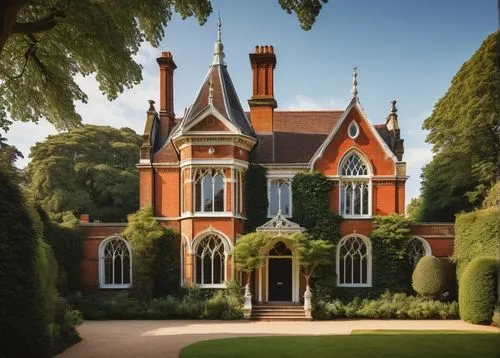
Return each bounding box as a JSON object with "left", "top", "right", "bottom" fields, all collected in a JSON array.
[
  {"left": 234, "top": 232, "right": 269, "bottom": 281},
  {"left": 122, "top": 205, "right": 179, "bottom": 299},
  {"left": 459, "top": 257, "right": 499, "bottom": 324},
  {"left": 0, "top": 134, "right": 24, "bottom": 182},
  {"left": 52, "top": 297, "right": 82, "bottom": 354},
  {"left": 28, "top": 125, "right": 141, "bottom": 222},
  {"left": 482, "top": 181, "right": 500, "bottom": 208},
  {"left": 278, "top": 0, "right": 329, "bottom": 30},
  {"left": 313, "top": 292, "right": 459, "bottom": 320},
  {"left": 77, "top": 282, "right": 243, "bottom": 320},
  {"left": 420, "top": 31, "right": 500, "bottom": 221},
  {"left": 292, "top": 171, "right": 342, "bottom": 241},
  {"left": 454, "top": 206, "right": 500, "bottom": 278},
  {"left": 37, "top": 207, "right": 82, "bottom": 292},
  {"left": 405, "top": 197, "right": 422, "bottom": 221},
  {"left": 0, "top": 170, "right": 52, "bottom": 357},
  {"left": 371, "top": 214, "right": 413, "bottom": 294},
  {"left": 245, "top": 164, "right": 268, "bottom": 232},
  {"left": 412, "top": 256, "right": 447, "bottom": 298},
  {"left": 294, "top": 232, "right": 333, "bottom": 283}
]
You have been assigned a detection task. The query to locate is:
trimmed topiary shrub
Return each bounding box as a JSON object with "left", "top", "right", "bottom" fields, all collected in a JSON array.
[
  {"left": 459, "top": 256, "right": 499, "bottom": 324},
  {"left": 454, "top": 207, "right": 499, "bottom": 278},
  {"left": 412, "top": 256, "right": 447, "bottom": 298}
]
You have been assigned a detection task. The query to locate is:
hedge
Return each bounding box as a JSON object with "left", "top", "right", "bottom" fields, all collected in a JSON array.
[
  {"left": 454, "top": 206, "right": 499, "bottom": 278},
  {"left": 412, "top": 256, "right": 447, "bottom": 298},
  {"left": 459, "top": 256, "right": 499, "bottom": 324},
  {"left": 0, "top": 170, "right": 52, "bottom": 357}
]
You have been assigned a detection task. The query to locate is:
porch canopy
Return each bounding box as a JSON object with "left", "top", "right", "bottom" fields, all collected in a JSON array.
[{"left": 256, "top": 211, "right": 306, "bottom": 234}]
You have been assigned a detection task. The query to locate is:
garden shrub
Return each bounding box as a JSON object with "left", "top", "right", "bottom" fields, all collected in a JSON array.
[
  {"left": 0, "top": 170, "right": 52, "bottom": 358},
  {"left": 245, "top": 164, "right": 268, "bottom": 232},
  {"left": 459, "top": 256, "right": 499, "bottom": 324},
  {"left": 412, "top": 256, "right": 447, "bottom": 298},
  {"left": 52, "top": 297, "right": 82, "bottom": 354},
  {"left": 454, "top": 206, "right": 499, "bottom": 279},
  {"left": 313, "top": 292, "right": 459, "bottom": 320},
  {"left": 122, "top": 206, "right": 180, "bottom": 300}
]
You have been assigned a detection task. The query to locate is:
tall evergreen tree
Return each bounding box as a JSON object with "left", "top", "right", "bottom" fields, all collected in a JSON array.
[{"left": 419, "top": 31, "right": 500, "bottom": 222}]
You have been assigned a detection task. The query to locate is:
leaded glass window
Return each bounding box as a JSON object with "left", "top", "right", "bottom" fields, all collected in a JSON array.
[
  {"left": 100, "top": 237, "right": 131, "bottom": 288},
  {"left": 340, "top": 152, "right": 371, "bottom": 217},
  {"left": 268, "top": 178, "right": 292, "bottom": 217},
  {"left": 195, "top": 234, "right": 226, "bottom": 286},
  {"left": 337, "top": 235, "right": 371, "bottom": 286}
]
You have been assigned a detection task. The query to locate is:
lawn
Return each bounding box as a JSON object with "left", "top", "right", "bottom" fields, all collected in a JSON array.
[{"left": 180, "top": 331, "right": 500, "bottom": 358}]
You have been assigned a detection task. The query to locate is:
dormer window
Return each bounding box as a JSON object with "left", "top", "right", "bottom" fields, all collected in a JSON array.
[
  {"left": 348, "top": 121, "right": 360, "bottom": 139},
  {"left": 268, "top": 178, "right": 292, "bottom": 217},
  {"left": 339, "top": 152, "right": 371, "bottom": 217},
  {"left": 194, "top": 168, "right": 225, "bottom": 212}
]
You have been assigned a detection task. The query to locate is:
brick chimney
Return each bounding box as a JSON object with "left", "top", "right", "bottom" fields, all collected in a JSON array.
[
  {"left": 248, "top": 45, "right": 277, "bottom": 133},
  {"left": 156, "top": 51, "right": 177, "bottom": 136},
  {"left": 79, "top": 214, "right": 90, "bottom": 223}
]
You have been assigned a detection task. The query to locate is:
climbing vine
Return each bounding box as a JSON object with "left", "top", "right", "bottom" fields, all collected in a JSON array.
[{"left": 245, "top": 164, "right": 268, "bottom": 232}]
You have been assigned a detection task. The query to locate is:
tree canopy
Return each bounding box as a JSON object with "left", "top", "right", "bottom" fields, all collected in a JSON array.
[
  {"left": 28, "top": 124, "right": 141, "bottom": 222},
  {"left": 0, "top": 0, "right": 328, "bottom": 131},
  {"left": 419, "top": 31, "right": 500, "bottom": 222}
]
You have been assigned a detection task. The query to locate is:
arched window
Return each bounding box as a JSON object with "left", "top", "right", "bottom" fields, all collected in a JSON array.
[
  {"left": 195, "top": 233, "right": 227, "bottom": 287},
  {"left": 337, "top": 235, "right": 372, "bottom": 287},
  {"left": 339, "top": 152, "right": 371, "bottom": 217},
  {"left": 268, "top": 178, "right": 292, "bottom": 217},
  {"left": 194, "top": 168, "right": 225, "bottom": 212},
  {"left": 99, "top": 236, "right": 132, "bottom": 288},
  {"left": 407, "top": 236, "right": 431, "bottom": 267}
]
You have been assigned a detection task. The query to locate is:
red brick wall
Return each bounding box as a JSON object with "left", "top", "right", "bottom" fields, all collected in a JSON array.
[{"left": 410, "top": 223, "right": 455, "bottom": 258}]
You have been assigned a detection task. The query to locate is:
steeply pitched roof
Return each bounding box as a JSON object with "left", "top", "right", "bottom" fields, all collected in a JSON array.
[
  {"left": 251, "top": 111, "right": 343, "bottom": 164},
  {"left": 172, "top": 64, "right": 255, "bottom": 138}
]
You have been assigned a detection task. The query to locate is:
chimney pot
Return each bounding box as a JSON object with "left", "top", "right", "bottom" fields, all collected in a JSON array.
[{"left": 79, "top": 214, "right": 90, "bottom": 223}]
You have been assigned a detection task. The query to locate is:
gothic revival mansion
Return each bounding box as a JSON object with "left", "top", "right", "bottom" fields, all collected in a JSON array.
[{"left": 79, "top": 27, "right": 454, "bottom": 303}]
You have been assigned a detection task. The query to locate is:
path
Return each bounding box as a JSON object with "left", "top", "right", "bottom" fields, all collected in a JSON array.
[{"left": 59, "top": 319, "right": 499, "bottom": 358}]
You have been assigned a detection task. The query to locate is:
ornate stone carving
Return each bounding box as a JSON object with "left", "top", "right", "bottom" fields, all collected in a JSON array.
[{"left": 256, "top": 211, "right": 305, "bottom": 233}]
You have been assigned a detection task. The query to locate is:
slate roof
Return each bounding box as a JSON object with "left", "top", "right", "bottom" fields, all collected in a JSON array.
[
  {"left": 250, "top": 111, "right": 344, "bottom": 164},
  {"left": 172, "top": 64, "right": 255, "bottom": 138}
]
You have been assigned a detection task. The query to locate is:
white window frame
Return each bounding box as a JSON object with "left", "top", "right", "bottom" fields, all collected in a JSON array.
[
  {"left": 99, "top": 236, "right": 132, "bottom": 289},
  {"left": 348, "top": 120, "right": 360, "bottom": 139},
  {"left": 339, "top": 151, "right": 372, "bottom": 218},
  {"left": 192, "top": 232, "right": 230, "bottom": 288},
  {"left": 407, "top": 236, "right": 432, "bottom": 267},
  {"left": 193, "top": 168, "right": 226, "bottom": 213},
  {"left": 233, "top": 168, "right": 243, "bottom": 215},
  {"left": 267, "top": 177, "right": 293, "bottom": 218},
  {"left": 336, "top": 234, "right": 372, "bottom": 287}
]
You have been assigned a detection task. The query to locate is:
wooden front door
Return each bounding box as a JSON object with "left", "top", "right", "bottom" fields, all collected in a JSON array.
[{"left": 268, "top": 258, "right": 292, "bottom": 301}]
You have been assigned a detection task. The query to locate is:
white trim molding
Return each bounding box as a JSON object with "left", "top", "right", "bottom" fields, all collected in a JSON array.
[
  {"left": 336, "top": 234, "right": 372, "bottom": 288},
  {"left": 98, "top": 235, "right": 132, "bottom": 289}
]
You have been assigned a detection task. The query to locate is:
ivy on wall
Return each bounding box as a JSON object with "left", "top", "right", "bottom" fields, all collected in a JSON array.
[
  {"left": 245, "top": 164, "right": 268, "bottom": 232},
  {"left": 292, "top": 171, "right": 342, "bottom": 242}
]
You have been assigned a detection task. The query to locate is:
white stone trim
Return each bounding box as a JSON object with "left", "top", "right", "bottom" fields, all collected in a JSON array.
[
  {"left": 336, "top": 234, "right": 372, "bottom": 288},
  {"left": 98, "top": 235, "right": 132, "bottom": 289},
  {"left": 180, "top": 158, "right": 249, "bottom": 169}
]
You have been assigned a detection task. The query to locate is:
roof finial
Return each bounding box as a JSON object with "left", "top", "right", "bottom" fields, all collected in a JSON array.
[
  {"left": 212, "top": 13, "right": 225, "bottom": 65},
  {"left": 390, "top": 99, "right": 398, "bottom": 114},
  {"left": 351, "top": 65, "right": 358, "bottom": 99}
]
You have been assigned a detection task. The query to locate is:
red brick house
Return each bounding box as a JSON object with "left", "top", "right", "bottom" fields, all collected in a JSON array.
[{"left": 80, "top": 24, "right": 454, "bottom": 302}]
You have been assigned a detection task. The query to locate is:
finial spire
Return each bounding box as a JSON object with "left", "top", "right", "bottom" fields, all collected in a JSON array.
[
  {"left": 351, "top": 65, "right": 358, "bottom": 99},
  {"left": 390, "top": 99, "right": 398, "bottom": 114},
  {"left": 212, "top": 13, "right": 225, "bottom": 65}
]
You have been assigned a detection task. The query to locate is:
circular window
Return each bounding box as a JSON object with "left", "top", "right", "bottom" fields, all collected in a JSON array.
[{"left": 348, "top": 121, "right": 359, "bottom": 139}]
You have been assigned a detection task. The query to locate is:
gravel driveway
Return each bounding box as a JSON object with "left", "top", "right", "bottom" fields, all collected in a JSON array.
[{"left": 58, "top": 319, "right": 499, "bottom": 358}]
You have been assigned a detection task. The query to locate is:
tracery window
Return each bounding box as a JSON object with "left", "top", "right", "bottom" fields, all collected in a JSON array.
[
  {"left": 337, "top": 235, "right": 371, "bottom": 287},
  {"left": 195, "top": 234, "right": 226, "bottom": 287},
  {"left": 99, "top": 236, "right": 132, "bottom": 288},
  {"left": 194, "top": 168, "right": 225, "bottom": 212},
  {"left": 268, "top": 178, "right": 292, "bottom": 217},
  {"left": 340, "top": 152, "right": 371, "bottom": 217},
  {"left": 407, "top": 237, "right": 431, "bottom": 267}
]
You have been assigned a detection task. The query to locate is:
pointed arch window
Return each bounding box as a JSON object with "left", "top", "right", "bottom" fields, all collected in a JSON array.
[
  {"left": 194, "top": 168, "right": 225, "bottom": 212},
  {"left": 337, "top": 235, "right": 372, "bottom": 287},
  {"left": 268, "top": 178, "right": 292, "bottom": 217},
  {"left": 407, "top": 237, "right": 432, "bottom": 267},
  {"left": 99, "top": 236, "right": 132, "bottom": 289},
  {"left": 340, "top": 152, "right": 371, "bottom": 217},
  {"left": 195, "top": 233, "right": 227, "bottom": 287}
]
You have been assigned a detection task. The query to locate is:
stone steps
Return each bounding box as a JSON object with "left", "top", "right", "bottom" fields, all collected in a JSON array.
[{"left": 251, "top": 304, "right": 310, "bottom": 321}]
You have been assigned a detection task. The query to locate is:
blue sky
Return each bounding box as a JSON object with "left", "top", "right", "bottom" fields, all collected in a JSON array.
[{"left": 6, "top": 0, "right": 498, "bottom": 205}]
